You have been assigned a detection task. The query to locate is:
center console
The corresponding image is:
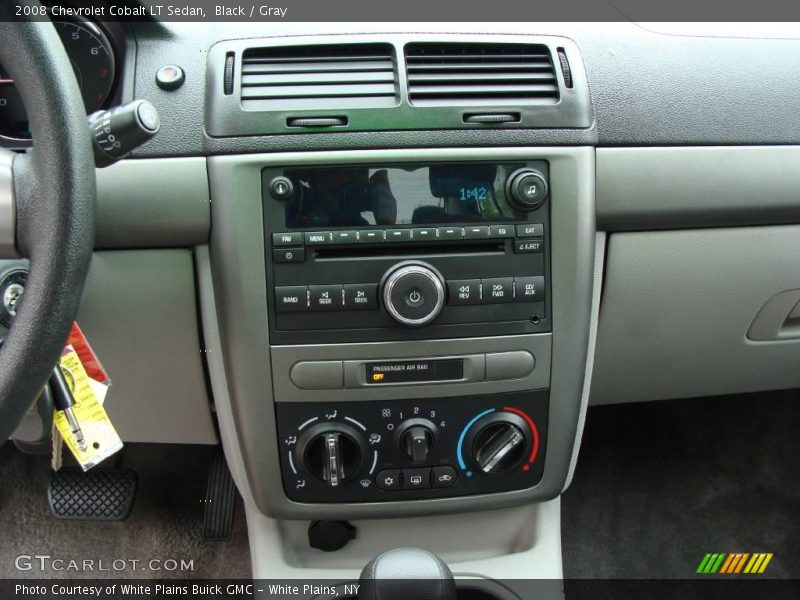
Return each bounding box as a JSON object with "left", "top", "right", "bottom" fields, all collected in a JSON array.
[
  {"left": 207, "top": 146, "right": 596, "bottom": 520},
  {"left": 261, "top": 159, "right": 553, "bottom": 504}
]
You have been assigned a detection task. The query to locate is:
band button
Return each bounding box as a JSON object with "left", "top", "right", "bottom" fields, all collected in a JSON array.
[{"left": 275, "top": 286, "right": 308, "bottom": 312}]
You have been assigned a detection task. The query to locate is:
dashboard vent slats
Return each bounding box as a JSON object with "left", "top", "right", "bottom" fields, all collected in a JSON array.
[
  {"left": 240, "top": 44, "right": 398, "bottom": 111},
  {"left": 405, "top": 43, "right": 559, "bottom": 106}
]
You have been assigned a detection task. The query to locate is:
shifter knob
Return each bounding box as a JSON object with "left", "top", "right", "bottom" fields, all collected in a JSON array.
[{"left": 359, "top": 548, "right": 457, "bottom": 600}]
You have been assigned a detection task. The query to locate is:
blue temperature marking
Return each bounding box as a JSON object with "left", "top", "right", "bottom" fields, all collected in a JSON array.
[{"left": 457, "top": 408, "right": 496, "bottom": 470}]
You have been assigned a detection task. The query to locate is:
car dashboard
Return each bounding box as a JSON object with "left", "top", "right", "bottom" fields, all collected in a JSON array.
[{"left": 2, "top": 16, "right": 800, "bottom": 587}]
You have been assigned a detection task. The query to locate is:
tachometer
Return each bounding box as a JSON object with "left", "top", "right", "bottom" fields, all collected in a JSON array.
[{"left": 0, "top": 19, "right": 116, "bottom": 140}]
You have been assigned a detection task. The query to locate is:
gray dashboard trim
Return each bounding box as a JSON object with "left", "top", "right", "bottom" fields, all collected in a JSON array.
[
  {"left": 272, "top": 336, "right": 550, "bottom": 403},
  {"left": 95, "top": 158, "right": 210, "bottom": 248},
  {"left": 590, "top": 225, "right": 800, "bottom": 405},
  {"left": 124, "top": 22, "right": 800, "bottom": 158},
  {"left": 564, "top": 232, "right": 605, "bottom": 489},
  {"left": 75, "top": 250, "right": 218, "bottom": 444},
  {"left": 596, "top": 146, "right": 800, "bottom": 231},
  {"left": 207, "top": 146, "right": 595, "bottom": 518}
]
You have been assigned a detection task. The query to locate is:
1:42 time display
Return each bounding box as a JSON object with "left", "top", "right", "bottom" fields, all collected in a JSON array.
[{"left": 458, "top": 186, "right": 489, "bottom": 201}]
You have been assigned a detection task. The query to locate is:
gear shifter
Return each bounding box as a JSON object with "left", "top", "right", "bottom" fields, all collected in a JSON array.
[{"left": 358, "top": 548, "right": 457, "bottom": 600}]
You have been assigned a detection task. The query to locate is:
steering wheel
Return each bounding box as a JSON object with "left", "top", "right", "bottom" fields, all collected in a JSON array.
[{"left": 0, "top": 11, "right": 96, "bottom": 441}]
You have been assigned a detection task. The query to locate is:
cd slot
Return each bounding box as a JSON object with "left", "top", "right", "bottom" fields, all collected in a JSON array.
[{"left": 314, "top": 242, "right": 504, "bottom": 260}]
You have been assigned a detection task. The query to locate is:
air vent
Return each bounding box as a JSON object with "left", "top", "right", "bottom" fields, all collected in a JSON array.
[
  {"left": 405, "top": 43, "right": 559, "bottom": 106},
  {"left": 240, "top": 44, "right": 398, "bottom": 111}
]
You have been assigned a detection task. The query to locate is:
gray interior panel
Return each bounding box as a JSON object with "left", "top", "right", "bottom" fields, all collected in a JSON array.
[
  {"left": 590, "top": 226, "right": 800, "bottom": 405},
  {"left": 95, "top": 158, "right": 210, "bottom": 249},
  {"left": 76, "top": 250, "right": 217, "bottom": 444},
  {"left": 126, "top": 22, "right": 800, "bottom": 160},
  {"left": 271, "top": 335, "right": 550, "bottom": 403},
  {"left": 596, "top": 146, "right": 800, "bottom": 231},
  {"left": 247, "top": 498, "right": 564, "bottom": 580}
]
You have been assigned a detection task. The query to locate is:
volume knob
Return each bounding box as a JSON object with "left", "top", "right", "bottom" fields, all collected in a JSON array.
[{"left": 381, "top": 261, "right": 446, "bottom": 327}]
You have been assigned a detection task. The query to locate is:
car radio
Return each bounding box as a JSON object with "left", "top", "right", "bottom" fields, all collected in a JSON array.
[{"left": 262, "top": 160, "right": 551, "bottom": 344}]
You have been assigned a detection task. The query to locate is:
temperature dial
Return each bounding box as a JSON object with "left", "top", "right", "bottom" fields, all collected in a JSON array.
[
  {"left": 466, "top": 411, "right": 533, "bottom": 474},
  {"left": 296, "top": 423, "right": 367, "bottom": 487}
]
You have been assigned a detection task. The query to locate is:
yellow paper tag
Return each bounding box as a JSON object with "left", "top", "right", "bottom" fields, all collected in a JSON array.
[{"left": 53, "top": 347, "right": 123, "bottom": 471}]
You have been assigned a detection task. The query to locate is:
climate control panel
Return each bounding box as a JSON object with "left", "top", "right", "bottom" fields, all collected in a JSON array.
[{"left": 275, "top": 391, "right": 548, "bottom": 503}]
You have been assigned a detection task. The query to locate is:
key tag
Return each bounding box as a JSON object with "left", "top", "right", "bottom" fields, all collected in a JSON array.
[{"left": 51, "top": 323, "right": 122, "bottom": 471}]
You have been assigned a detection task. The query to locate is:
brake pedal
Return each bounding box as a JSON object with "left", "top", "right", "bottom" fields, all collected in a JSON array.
[
  {"left": 203, "top": 450, "right": 237, "bottom": 541},
  {"left": 48, "top": 467, "right": 137, "bottom": 520}
]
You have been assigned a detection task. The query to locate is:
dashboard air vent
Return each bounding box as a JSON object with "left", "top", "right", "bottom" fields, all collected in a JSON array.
[
  {"left": 240, "top": 44, "right": 398, "bottom": 111},
  {"left": 404, "top": 43, "right": 559, "bottom": 106}
]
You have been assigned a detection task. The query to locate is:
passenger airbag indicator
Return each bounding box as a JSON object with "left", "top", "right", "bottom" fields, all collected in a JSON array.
[{"left": 366, "top": 359, "right": 464, "bottom": 384}]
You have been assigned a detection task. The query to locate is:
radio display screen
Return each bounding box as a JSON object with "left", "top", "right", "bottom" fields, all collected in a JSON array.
[{"left": 282, "top": 163, "right": 525, "bottom": 228}]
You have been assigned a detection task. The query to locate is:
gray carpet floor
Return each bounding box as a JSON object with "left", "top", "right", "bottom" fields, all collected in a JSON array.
[
  {"left": 562, "top": 389, "right": 800, "bottom": 580},
  {"left": 0, "top": 443, "right": 250, "bottom": 579}
]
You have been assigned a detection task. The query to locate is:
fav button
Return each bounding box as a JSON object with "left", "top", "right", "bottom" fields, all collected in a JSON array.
[
  {"left": 309, "top": 285, "right": 343, "bottom": 311},
  {"left": 402, "top": 468, "right": 431, "bottom": 490},
  {"left": 272, "top": 232, "right": 303, "bottom": 247},
  {"left": 376, "top": 469, "right": 402, "bottom": 491},
  {"left": 432, "top": 466, "right": 458, "bottom": 488},
  {"left": 481, "top": 277, "right": 514, "bottom": 304}
]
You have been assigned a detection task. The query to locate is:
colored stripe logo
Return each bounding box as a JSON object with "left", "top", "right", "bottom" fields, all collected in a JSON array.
[{"left": 697, "top": 553, "right": 773, "bottom": 574}]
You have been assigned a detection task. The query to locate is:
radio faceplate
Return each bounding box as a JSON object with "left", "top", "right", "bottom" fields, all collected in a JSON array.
[{"left": 263, "top": 161, "right": 551, "bottom": 345}]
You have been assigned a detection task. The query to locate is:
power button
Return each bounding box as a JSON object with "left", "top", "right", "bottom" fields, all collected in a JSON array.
[
  {"left": 269, "top": 176, "right": 294, "bottom": 201},
  {"left": 381, "top": 262, "right": 445, "bottom": 327},
  {"left": 406, "top": 289, "right": 424, "bottom": 307}
]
